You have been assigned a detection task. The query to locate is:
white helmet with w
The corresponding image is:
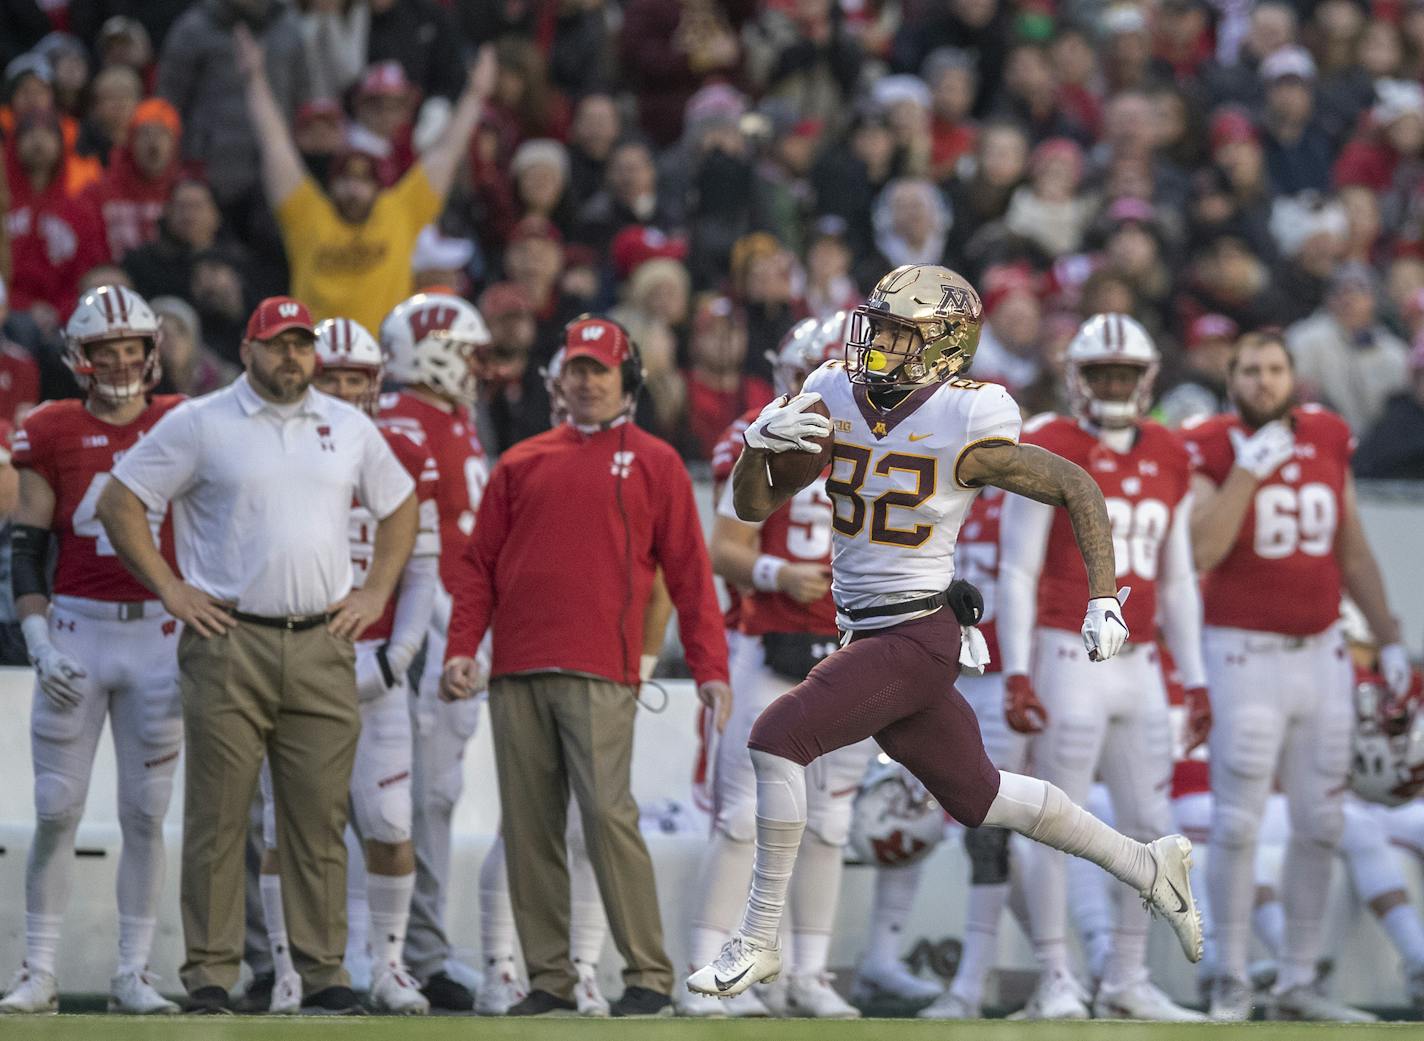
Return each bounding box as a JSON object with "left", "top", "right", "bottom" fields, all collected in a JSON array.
[
  {"left": 380, "top": 292, "right": 490, "bottom": 405},
  {"left": 1065, "top": 312, "right": 1160, "bottom": 428},
  {"left": 766, "top": 311, "right": 850, "bottom": 396},
  {"left": 848, "top": 759, "right": 945, "bottom": 868},
  {"left": 64, "top": 284, "right": 162, "bottom": 402},
  {"left": 315, "top": 317, "right": 383, "bottom": 414}
]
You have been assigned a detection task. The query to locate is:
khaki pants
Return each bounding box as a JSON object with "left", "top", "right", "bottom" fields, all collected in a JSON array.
[
  {"left": 489, "top": 673, "right": 674, "bottom": 998},
  {"left": 177, "top": 621, "right": 358, "bottom": 995}
]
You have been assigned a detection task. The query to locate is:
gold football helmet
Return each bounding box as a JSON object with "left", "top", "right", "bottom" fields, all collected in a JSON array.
[{"left": 847, "top": 264, "right": 983, "bottom": 386}]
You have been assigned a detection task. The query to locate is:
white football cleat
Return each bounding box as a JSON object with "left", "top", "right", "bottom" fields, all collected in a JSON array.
[
  {"left": 1093, "top": 977, "right": 1205, "bottom": 1021},
  {"left": 1208, "top": 976, "right": 1253, "bottom": 1022},
  {"left": 1141, "top": 835, "right": 1203, "bottom": 963},
  {"left": 0, "top": 964, "right": 58, "bottom": 1014},
  {"left": 1021, "top": 968, "right": 1089, "bottom": 1020},
  {"left": 755, "top": 975, "right": 789, "bottom": 1016},
  {"left": 917, "top": 989, "right": 978, "bottom": 1019},
  {"left": 108, "top": 970, "right": 179, "bottom": 1014},
  {"left": 270, "top": 970, "right": 302, "bottom": 1014},
  {"left": 370, "top": 964, "right": 429, "bottom": 1014},
  {"left": 441, "top": 958, "right": 482, "bottom": 993},
  {"left": 675, "top": 988, "right": 729, "bottom": 1018},
  {"left": 725, "top": 988, "right": 771, "bottom": 1017},
  {"left": 685, "top": 933, "right": 781, "bottom": 999},
  {"left": 475, "top": 959, "right": 527, "bottom": 1015},
  {"left": 574, "top": 961, "right": 609, "bottom": 1017},
  {"left": 1269, "top": 985, "right": 1376, "bottom": 1022},
  {"left": 852, "top": 960, "right": 943, "bottom": 1005},
  {"left": 785, "top": 974, "right": 860, "bottom": 1019}
]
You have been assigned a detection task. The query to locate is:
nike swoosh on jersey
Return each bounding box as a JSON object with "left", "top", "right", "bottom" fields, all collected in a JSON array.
[
  {"left": 908, "top": 432, "right": 932, "bottom": 441},
  {"left": 715, "top": 964, "right": 754, "bottom": 992}
]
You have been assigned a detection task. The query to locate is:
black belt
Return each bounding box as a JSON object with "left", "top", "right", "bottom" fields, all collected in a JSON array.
[
  {"left": 838, "top": 590, "right": 948, "bottom": 622},
  {"left": 232, "top": 609, "right": 330, "bottom": 632}
]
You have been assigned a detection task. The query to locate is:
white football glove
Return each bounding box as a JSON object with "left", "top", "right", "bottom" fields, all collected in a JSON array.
[
  {"left": 1229, "top": 420, "right": 1295, "bottom": 479},
  {"left": 355, "top": 644, "right": 390, "bottom": 702},
  {"left": 1082, "top": 586, "right": 1131, "bottom": 663},
  {"left": 22, "top": 614, "right": 89, "bottom": 710},
  {"left": 743, "top": 393, "right": 832, "bottom": 453},
  {"left": 1380, "top": 641, "right": 1413, "bottom": 700}
]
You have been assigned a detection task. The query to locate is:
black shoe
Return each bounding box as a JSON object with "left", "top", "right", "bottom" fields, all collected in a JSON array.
[
  {"left": 507, "top": 989, "right": 577, "bottom": 1016},
  {"left": 420, "top": 970, "right": 474, "bottom": 1012},
  {"left": 301, "top": 985, "right": 365, "bottom": 1015},
  {"left": 610, "top": 986, "right": 673, "bottom": 1018},
  {"left": 233, "top": 972, "right": 274, "bottom": 1014},
  {"left": 184, "top": 985, "right": 233, "bottom": 1015}
]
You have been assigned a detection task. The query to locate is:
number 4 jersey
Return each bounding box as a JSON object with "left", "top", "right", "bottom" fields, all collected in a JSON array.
[
  {"left": 1179, "top": 405, "right": 1351, "bottom": 636},
  {"left": 800, "top": 359, "right": 1021, "bottom": 630},
  {"left": 12, "top": 396, "right": 184, "bottom": 601}
]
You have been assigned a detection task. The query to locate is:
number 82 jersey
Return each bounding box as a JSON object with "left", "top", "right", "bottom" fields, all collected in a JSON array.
[
  {"left": 12, "top": 396, "right": 184, "bottom": 602},
  {"left": 1179, "top": 405, "right": 1351, "bottom": 636}
]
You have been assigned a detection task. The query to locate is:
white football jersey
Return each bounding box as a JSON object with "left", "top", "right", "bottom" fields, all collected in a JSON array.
[{"left": 801, "top": 360, "right": 1021, "bottom": 630}]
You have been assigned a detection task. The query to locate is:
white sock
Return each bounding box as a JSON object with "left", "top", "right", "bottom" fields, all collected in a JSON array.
[
  {"left": 790, "top": 834, "right": 842, "bottom": 976},
  {"left": 863, "top": 862, "right": 923, "bottom": 970},
  {"left": 984, "top": 773, "right": 1155, "bottom": 892},
  {"left": 368, "top": 871, "right": 415, "bottom": 968},
  {"left": 23, "top": 913, "right": 62, "bottom": 976},
  {"left": 688, "top": 832, "right": 755, "bottom": 967},
  {"left": 1278, "top": 836, "right": 1334, "bottom": 992},
  {"left": 116, "top": 915, "right": 157, "bottom": 975},
  {"left": 1066, "top": 853, "right": 1114, "bottom": 983},
  {"left": 739, "top": 751, "right": 807, "bottom": 947},
  {"left": 568, "top": 839, "right": 607, "bottom": 967},
  {"left": 1381, "top": 904, "right": 1424, "bottom": 974},
  {"left": 1104, "top": 882, "right": 1151, "bottom": 988},
  {"left": 952, "top": 882, "right": 1008, "bottom": 1004},
  {"left": 479, "top": 835, "right": 518, "bottom": 965},
  {"left": 260, "top": 873, "right": 295, "bottom": 980},
  {"left": 344, "top": 831, "right": 369, "bottom": 971},
  {"left": 1252, "top": 899, "right": 1284, "bottom": 959}
]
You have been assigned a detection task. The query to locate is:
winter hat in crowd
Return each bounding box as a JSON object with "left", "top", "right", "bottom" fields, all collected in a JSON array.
[
  {"left": 4, "top": 52, "right": 52, "bottom": 101},
  {"left": 611, "top": 225, "right": 688, "bottom": 280},
  {"left": 1269, "top": 192, "right": 1348, "bottom": 258},
  {"left": 1260, "top": 45, "right": 1317, "bottom": 85},
  {"left": 1186, "top": 313, "right": 1239, "bottom": 349},
  {"left": 1374, "top": 79, "right": 1424, "bottom": 126},
  {"left": 510, "top": 138, "right": 570, "bottom": 181},
  {"left": 1210, "top": 107, "right": 1259, "bottom": 150},
  {"left": 871, "top": 74, "right": 932, "bottom": 113}
]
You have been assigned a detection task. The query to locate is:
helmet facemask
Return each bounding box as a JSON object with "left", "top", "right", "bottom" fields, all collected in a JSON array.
[
  {"left": 847, "top": 265, "right": 983, "bottom": 387},
  {"left": 1067, "top": 359, "right": 1158, "bottom": 429},
  {"left": 68, "top": 334, "right": 162, "bottom": 404}
]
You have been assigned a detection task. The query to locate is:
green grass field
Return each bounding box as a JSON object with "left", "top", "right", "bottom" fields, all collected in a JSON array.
[{"left": 7, "top": 1019, "right": 1424, "bottom": 1041}]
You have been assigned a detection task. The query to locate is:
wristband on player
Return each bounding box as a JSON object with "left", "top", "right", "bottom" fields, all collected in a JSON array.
[
  {"left": 752, "top": 554, "right": 789, "bottom": 594},
  {"left": 12, "top": 524, "right": 52, "bottom": 601}
]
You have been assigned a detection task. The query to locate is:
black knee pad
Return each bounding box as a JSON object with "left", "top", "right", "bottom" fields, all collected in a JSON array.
[{"left": 964, "top": 824, "right": 1011, "bottom": 885}]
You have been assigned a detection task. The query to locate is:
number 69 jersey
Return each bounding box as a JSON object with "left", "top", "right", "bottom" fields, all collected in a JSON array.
[
  {"left": 1179, "top": 404, "right": 1351, "bottom": 637},
  {"left": 12, "top": 396, "right": 184, "bottom": 601},
  {"left": 800, "top": 360, "right": 1021, "bottom": 630}
]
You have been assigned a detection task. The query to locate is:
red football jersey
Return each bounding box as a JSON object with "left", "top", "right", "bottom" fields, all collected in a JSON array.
[
  {"left": 956, "top": 486, "right": 1004, "bottom": 672},
  {"left": 1023, "top": 416, "right": 1191, "bottom": 643},
  {"left": 13, "top": 396, "right": 184, "bottom": 601},
  {"left": 1179, "top": 406, "right": 1351, "bottom": 636},
  {"left": 1163, "top": 646, "right": 1209, "bottom": 799},
  {"left": 0, "top": 342, "right": 39, "bottom": 426},
  {"left": 712, "top": 408, "right": 758, "bottom": 631},
  {"left": 355, "top": 419, "right": 439, "bottom": 642},
  {"left": 740, "top": 476, "right": 836, "bottom": 637},
  {"left": 379, "top": 391, "right": 488, "bottom": 590}
]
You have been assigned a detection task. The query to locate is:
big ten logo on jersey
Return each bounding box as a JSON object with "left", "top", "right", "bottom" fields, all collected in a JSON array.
[
  {"left": 826, "top": 442, "right": 936, "bottom": 549},
  {"left": 72, "top": 473, "right": 162, "bottom": 554}
]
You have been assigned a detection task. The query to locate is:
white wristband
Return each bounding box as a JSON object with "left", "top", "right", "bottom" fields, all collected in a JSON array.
[
  {"left": 752, "top": 554, "right": 788, "bottom": 594},
  {"left": 21, "top": 613, "right": 51, "bottom": 657},
  {"left": 640, "top": 654, "right": 659, "bottom": 682}
]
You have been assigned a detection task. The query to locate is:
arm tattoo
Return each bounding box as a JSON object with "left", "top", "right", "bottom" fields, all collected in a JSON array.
[{"left": 963, "top": 443, "right": 1117, "bottom": 598}]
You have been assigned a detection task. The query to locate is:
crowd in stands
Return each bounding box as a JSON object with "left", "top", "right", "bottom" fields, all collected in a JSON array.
[{"left": 2, "top": 0, "right": 1424, "bottom": 474}]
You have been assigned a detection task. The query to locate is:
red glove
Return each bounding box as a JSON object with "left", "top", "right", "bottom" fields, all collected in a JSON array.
[
  {"left": 1183, "top": 686, "right": 1212, "bottom": 753},
  {"left": 1005, "top": 673, "right": 1047, "bottom": 734}
]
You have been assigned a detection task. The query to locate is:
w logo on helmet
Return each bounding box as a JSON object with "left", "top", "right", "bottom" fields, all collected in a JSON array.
[
  {"left": 408, "top": 305, "right": 457, "bottom": 342},
  {"left": 581, "top": 324, "right": 606, "bottom": 341},
  {"left": 278, "top": 302, "right": 300, "bottom": 318}
]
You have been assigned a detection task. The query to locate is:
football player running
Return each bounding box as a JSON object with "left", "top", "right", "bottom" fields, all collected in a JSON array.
[
  {"left": 2, "top": 286, "right": 184, "bottom": 1015},
  {"left": 687, "top": 265, "right": 1202, "bottom": 1001},
  {"left": 253, "top": 318, "right": 440, "bottom": 1014},
  {"left": 1181, "top": 332, "right": 1409, "bottom": 1022},
  {"left": 998, "top": 314, "right": 1206, "bottom": 1021}
]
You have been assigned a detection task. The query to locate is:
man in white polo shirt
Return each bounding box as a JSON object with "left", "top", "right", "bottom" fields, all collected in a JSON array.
[{"left": 96, "top": 296, "right": 418, "bottom": 1015}]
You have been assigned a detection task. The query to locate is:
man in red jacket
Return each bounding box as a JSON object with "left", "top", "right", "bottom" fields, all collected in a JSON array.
[{"left": 443, "top": 315, "right": 731, "bottom": 1018}]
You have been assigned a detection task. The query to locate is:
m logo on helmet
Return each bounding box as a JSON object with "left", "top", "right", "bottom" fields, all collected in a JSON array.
[
  {"left": 278, "top": 302, "right": 300, "bottom": 318},
  {"left": 407, "top": 305, "right": 457, "bottom": 342},
  {"left": 935, "top": 284, "right": 972, "bottom": 317}
]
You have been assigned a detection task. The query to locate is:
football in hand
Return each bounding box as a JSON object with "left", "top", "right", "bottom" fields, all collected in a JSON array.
[{"left": 766, "top": 397, "right": 833, "bottom": 491}]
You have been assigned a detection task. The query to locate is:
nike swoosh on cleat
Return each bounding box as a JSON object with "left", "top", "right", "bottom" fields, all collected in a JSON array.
[
  {"left": 1166, "top": 878, "right": 1188, "bottom": 914},
  {"left": 715, "top": 965, "right": 754, "bottom": 993}
]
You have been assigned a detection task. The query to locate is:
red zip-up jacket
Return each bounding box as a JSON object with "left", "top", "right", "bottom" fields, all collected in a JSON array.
[{"left": 446, "top": 419, "right": 729, "bottom": 688}]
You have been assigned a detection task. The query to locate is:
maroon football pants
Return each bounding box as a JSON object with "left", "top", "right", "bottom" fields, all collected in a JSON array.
[{"left": 747, "top": 607, "right": 1002, "bottom": 827}]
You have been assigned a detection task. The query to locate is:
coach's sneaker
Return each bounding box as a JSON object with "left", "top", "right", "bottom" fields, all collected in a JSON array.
[
  {"left": 370, "top": 964, "right": 429, "bottom": 1015},
  {"left": 109, "top": 970, "right": 179, "bottom": 1014},
  {"left": 1269, "top": 985, "right": 1376, "bottom": 1022},
  {"left": 918, "top": 989, "right": 979, "bottom": 1019},
  {"left": 686, "top": 933, "right": 781, "bottom": 999},
  {"left": 1093, "top": 977, "right": 1206, "bottom": 1021},
  {"left": 475, "top": 958, "right": 527, "bottom": 1015},
  {"left": 1021, "top": 968, "right": 1089, "bottom": 1020},
  {"left": 1208, "top": 976, "right": 1254, "bottom": 1021},
  {"left": 786, "top": 973, "right": 860, "bottom": 1018},
  {"left": 270, "top": 970, "right": 302, "bottom": 1014},
  {"left": 1141, "top": 835, "right": 1203, "bottom": 963},
  {"left": 574, "top": 960, "right": 609, "bottom": 1017},
  {"left": 853, "top": 959, "right": 943, "bottom": 1005},
  {"left": 0, "top": 964, "right": 57, "bottom": 1014}
]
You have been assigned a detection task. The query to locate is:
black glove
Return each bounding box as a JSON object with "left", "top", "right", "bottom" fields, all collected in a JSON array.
[{"left": 948, "top": 579, "right": 984, "bottom": 627}]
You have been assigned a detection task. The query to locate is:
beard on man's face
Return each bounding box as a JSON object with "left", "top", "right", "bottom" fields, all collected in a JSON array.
[{"left": 1234, "top": 389, "right": 1293, "bottom": 429}]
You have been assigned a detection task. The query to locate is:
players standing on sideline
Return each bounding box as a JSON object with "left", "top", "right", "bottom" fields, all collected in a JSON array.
[
  {"left": 1181, "top": 332, "right": 1411, "bottom": 1022},
  {"left": 998, "top": 314, "right": 1206, "bottom": 1022},
  {"left": 2, "top": 286, "right": 184, "bottom": 1015}
]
